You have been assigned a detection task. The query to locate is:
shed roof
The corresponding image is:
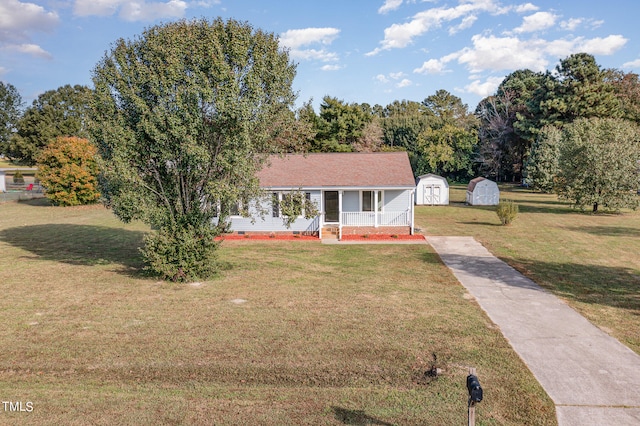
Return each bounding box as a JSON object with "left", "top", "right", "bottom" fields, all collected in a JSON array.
[
  {"left": 257, "top": 152, "right": 415, "bottom": 188},
  {"left": 417, "top": 173, "right": 448, "bottom": 182},
  {"left": 467, "top": 177, "right": 497, "bottom": 192}
]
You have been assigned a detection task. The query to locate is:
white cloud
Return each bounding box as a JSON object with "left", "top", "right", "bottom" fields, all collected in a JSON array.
[
  {"left": 414, "top": 58, "right": 448, "bottom": 74},
  {"left": 463, "top": 76, "right": 505, "bottom": 98},
  {"left": 280, "top": 28, "right": 341, "bottom": 63},
  {"left": 418, "top": 32, "right": 628, "bottom": 93},
  {"left": 512, "top": 11, "right": 557, "bottom": 34},
  {"left": 378, "top": 0, "right": 403, "bottom": 14},
  {"left": 457, "top": 34, "right": 549, "bottom": 72},
  {"left": 279, "top": 28, "right": 340, "bottom": 50},
  {"left": 367, "top": 0, "right": 505, "bottom": 55},
  {"left": 624, "top": 58, "right": 640, "bottom": 73},
  {"left": 576, "top": 35, "right": 628, "bottom": 55},
  {"left": 560, "top": 18, "right": 583, "bottom": 32},
  {"left": 449, "top": 15, "right": 477, "bottom": 35},
  {"left": 0, "top": 0, "right": 59, "bottom": 43},
  {"left": 321, "top": 64, "right": 341, "bottom": 71},
  {"left": 375, "top": 71, "right": 412, "bottom": 87},
  {"left": 5, "top": 43, "right": 53, "bottom": 59},
  {"left": 622, "top": 59, "right": 640, "bottom": 69},
  {"left": 73, "top": 0, "right": 187, "bottom": 21},
  {"left": 514, "top": 3, "right": 538, "bottom": 13},
  {"left": 290, "top": 49, "right": 338, "bottom": 62},
  {"left": 0, "top": 0, "right": 58, "bottom": 61}
]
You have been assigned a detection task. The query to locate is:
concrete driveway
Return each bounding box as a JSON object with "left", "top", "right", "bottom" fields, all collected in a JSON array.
[{"left": 428, "top": 236, "right": 640, "bottom": 426}]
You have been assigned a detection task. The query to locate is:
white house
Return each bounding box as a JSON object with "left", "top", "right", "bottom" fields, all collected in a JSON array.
[
  {"left": 466, "top": 177, "right": 499, "bottom": 205},
  {"left": 415, "top": 173, "right": 449, "bottom": 205},
  {"left": 217, "top": 152, "right": 417, "bottom": 240}
]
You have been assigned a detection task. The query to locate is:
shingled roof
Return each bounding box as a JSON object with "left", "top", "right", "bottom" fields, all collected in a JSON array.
[{"left": 257, "top": 152, "right": 415, "bottom": 188}]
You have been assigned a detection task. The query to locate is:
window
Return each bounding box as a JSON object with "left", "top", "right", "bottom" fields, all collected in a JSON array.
[
  {"left": 273, "top": 191, "right": 315, "bottom": 218},
  {"left": 272, "top": 192, "right": 280, "bottom": 217},
  {"left": 303, "top": 192, "right": 311, "bottom": 217},
  {"left": 362, "top": 191, "right": 383, "bottom": 212},
  {"left": 362, "top": 191, "right": 373, "bottom": 212}
]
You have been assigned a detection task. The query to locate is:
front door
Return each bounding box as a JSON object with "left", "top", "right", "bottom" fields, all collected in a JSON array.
[{"left": 324, "top": 191, "right": 339, "bottom": 222}]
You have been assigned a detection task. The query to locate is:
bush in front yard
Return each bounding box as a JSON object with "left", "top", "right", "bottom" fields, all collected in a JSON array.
[
  {"left": 36, "top": 136, "right": 100, "bottom": 206},
  {"left": 496, "top": 199, "right": 519, "bottom": 225},
  {"left": 141, "top": 223, "right": 220, "bottom": 282}
]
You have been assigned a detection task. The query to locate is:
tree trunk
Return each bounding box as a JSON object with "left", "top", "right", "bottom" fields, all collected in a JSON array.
[{"left": 593, "top": 202, "right": 598, "bottom": 213}]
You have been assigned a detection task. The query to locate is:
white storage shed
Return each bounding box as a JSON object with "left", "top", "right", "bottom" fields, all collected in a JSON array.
[
  {"left": 0, "top": 171, "right": 6, "bottom": 193},
  {"left": 415, "top": 173, "right": 449, "bottom": 205},
  {"left": 466, "top": 177, "right": 499, "bottom": 205}
]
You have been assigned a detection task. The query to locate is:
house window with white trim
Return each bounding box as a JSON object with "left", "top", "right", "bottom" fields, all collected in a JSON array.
[
  {"left": 272, "top": 192, "right": 280, "bottom": 217},
  {"left": 362, "top": 190, "right": 383, "bottom": 212},
  {"left": 272, "top": 191, "right": 312, "bottom": 218}
]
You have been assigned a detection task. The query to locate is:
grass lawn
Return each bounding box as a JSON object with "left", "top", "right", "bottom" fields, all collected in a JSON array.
[
  {"left": 0, "top": 199, "right": 556, "bottom": 425},
  {"left": 416, "top": 184, "right": 640, "bottom": 355}
]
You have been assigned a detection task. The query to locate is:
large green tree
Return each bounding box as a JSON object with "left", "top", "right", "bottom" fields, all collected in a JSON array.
[
  {"left": 0, "top": 81, "right": 23, "bottom": 158},
  {"left": 380, "top": 100, "right": 431, "bottom": 153},
  {"left": 414, "top": 90, "right": 477, "bottom": 179},
  {"left": 7, "top": 84, "right": 92, "bottom": 165},
  {"left": 476, "top": 70, "right": 543, "bottom": 181},
  {"left": 556, "top": 117, "right": 640, "bottom": 212},
  {"left": 311, "top": 96, "right": 375, "bottom": 152},
  {"left": 515, "top": 54, "right": 622, "bottom": 144},
  {"left": 91, "top": 18, "right": 298, "bottom": 281},
  {"left": 523, "top": 125, "right": 561, "bottom": 192}
]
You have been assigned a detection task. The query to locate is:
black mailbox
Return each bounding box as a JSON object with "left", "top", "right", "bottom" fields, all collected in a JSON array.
[{"left": 466, "top": 374, "right": 483, "bottom": 403}]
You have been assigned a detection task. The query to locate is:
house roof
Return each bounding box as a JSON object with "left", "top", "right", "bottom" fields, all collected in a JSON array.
[{"left": 257, "top": 152, "right": 416, "bottom": 189}]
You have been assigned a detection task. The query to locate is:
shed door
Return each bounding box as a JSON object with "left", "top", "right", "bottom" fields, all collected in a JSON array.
[{"left": 424, "top": 184, "right": 440, "bottom": 205}]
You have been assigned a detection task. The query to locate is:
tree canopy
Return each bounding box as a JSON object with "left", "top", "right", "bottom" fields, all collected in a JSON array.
[
  {"left": 6, "top": 84, "right": 92, "bottom": 166},
  {"left": 91, "top": 18, "right": 298, "bottom": 281},
  {"left": 0, "top": 81, "right": 23, "bottom": 158},
  {"left": 556, "top": 118, "right": 640, "bottom": 212}
]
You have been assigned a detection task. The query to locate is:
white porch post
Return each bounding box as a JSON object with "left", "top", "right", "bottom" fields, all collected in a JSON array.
[
  {"left": 410, "top": 189, "right": 415, "bottom": 235},
  {"left": 374, "top": 190, "right": 379, "bottom": 228},
  {"left": 338, "top": 190, "right": 343, "bottom": 240}
]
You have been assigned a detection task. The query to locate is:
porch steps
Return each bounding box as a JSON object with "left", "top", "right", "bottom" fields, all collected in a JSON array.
[{"left": 322, "top": 226, "right": 339, "bottom": 240}]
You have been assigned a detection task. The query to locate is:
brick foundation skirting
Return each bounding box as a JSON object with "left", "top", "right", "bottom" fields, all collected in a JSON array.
[{"left": 227, "top": 230, "right": 319, "bottom": 237}]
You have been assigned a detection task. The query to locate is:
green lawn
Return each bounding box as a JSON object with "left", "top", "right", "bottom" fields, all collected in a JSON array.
[
  {"left": 416, "top": 184, "right": 640, "bottom": 355},
  {"left": 0, "top": 199, "right": 556, "bottom": 425}
]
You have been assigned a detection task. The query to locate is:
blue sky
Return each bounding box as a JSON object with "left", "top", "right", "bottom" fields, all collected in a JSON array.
[{"left": 1, "top": 0, "right": 638, "bottom": 111}]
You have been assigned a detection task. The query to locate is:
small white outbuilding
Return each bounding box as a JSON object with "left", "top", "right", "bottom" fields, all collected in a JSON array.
[
  {"left": 0, "top": 171, "right": 6, "bottom": 193},
  {"left": 415, "top": 173, "right": 449, "bottom": 205},
  {"left": 466, "top": 177, "right": 499, "bottom": 206}
]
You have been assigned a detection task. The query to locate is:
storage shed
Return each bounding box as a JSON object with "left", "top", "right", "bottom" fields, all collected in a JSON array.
[
  {"left": 415, "top": 173, "right": 449, "bottom": 205},
  {"left": 466, "top": 177, "right": 499, "bottom": 205},
  {"left": 0, "top": 171, "right": 5, "bottom": 193}
]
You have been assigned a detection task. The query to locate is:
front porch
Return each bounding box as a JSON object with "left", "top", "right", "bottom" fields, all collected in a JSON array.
[
  {"left": 319, "top": 189, "right": 414, "bottom": 240},
  {"left": 320, "top": 210, "right": 413, "bottom": 240}
]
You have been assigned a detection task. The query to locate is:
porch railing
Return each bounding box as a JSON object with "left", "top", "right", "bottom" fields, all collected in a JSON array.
[{"left": 341, "top": 210, "right": 410, "bottom": 227}]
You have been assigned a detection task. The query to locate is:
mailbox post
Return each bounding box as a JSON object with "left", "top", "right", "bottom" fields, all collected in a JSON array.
[{"left": 466, "top": 368, "right": 483, "bottom": 426}]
